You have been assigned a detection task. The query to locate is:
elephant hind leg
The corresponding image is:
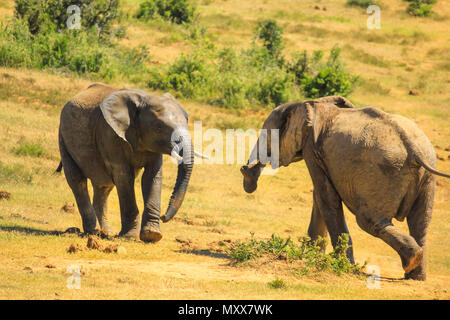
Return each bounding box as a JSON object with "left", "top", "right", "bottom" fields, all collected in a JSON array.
[
  {"left": 356, "top": 215, "right": 423, "bottom": 276},
  {"left": 405, "top": 178, "right": 434, "bottom": 281},
  {"left": 93, "top": 184, "right": 114, "bottom": 236},
  {"left": 60, "top": 138, "right": 97, "bottom": 234}
]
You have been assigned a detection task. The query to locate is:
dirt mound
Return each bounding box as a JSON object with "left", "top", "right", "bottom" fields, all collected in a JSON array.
[
  {"left": 68, "top": 235, "right": 126, "bottom": 254},
  {"left": 61, "top": 202, "right": 75, "bottom": 213},
  {"left": 0, "top": 190, "right": 11, "bottom": 200}
]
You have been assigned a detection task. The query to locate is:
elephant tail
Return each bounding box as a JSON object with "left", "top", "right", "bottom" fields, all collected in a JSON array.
[
  {"left": 415, "top": 156, "right": 450, "bottom": 178},
  {"left": 55, "top": 161, "right": 63, "bottom": 173}
]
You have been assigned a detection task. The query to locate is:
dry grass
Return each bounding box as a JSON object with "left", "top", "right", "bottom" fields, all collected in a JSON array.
[{"left": 0, "top": 0, "right": 449, "bottom": 299}]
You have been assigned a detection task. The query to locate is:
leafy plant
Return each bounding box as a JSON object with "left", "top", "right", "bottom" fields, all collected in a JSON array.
[
  {"left": 135, "top": 0, "right": 196, "bottom": 24},
  {"left": 404, "top": 0, "right": 437, "bottom": 17},
  {"left": 301, "top": 47, "right": 358, "bottom": 98},
  {"left": 254, "top": 20, "right": 284, "bottom": 59},
  {"left": 267, "top": 278, "right": 287, "bottom": 289},
  {"left": 0, "top": 18, "right": 147, "bottom": 80},
  {"left": 14, "top": 0, "right": 121, "bottom": 37},
  {"left": 227, "top": 234, "right": 365, "bottom": 276}
]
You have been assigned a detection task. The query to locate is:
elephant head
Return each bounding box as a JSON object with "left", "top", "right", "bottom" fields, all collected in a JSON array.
[
  {"left": 100, "top": 89, "right": 193, "bottom": 222},
  {"left": 241, "top": 96, "right": 354, "bottom": 193}
]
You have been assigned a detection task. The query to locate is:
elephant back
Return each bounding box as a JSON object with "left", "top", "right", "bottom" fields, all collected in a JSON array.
[{"left": 70, "top": 83, "right": 118, "bottom": 110}]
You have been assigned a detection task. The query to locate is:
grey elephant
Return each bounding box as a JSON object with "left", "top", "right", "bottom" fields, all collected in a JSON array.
[
  {"left": 240, "top": 96, "right": 450, "bottom": 280},
  {"left": 58, "top": 83, "right": 195, "bottom": 243}
]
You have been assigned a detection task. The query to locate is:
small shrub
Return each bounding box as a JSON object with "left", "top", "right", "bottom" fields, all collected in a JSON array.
[
  {"left": 254, "top": 20, "right": 284, "bottom": 59},
  {"left": 135, "top": 0, "right": 196, "bottom": 24},
  {"left": 405, "top": 0, "right": 437, "bottom": 17},
  {"left": 301, "top": 47, "right": 358, "bottom": 98},
  {"left": 227, "top": 237, "right": 261, "bottom": 263},
  {"left": 14, "top": 0, "right": 121, "bottom": 37},
  {"left": 227, "top": 234, "right": 364, "bottom": 276},
  {"left": 287, "top": 50, "right": 323, "bottom": 85},
  {"left": 267, "top": 278, "right": 287, "bottom": 289}
]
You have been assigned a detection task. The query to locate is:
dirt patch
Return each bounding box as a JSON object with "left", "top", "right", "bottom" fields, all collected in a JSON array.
[
  {"left": 172, "top": 216, "right": 199, "bottom": 225},
  {"left": 8, "top": 213, "right": 48, "bottom": 225}
]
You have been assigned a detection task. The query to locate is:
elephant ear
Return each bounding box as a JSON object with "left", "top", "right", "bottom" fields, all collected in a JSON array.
[
  {"left": 279, "top": 102, "right": 315, "bottom": 166},
  {"left": 163, "top": 92, "right": 189, "bottom": 121},
  {"left": 100, "top": 89, "right": 148, "bottom": 150}
]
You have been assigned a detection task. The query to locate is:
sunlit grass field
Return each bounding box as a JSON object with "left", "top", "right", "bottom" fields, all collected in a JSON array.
[{"left": 0, "top": 0, "right": 449, "bottom": 299}]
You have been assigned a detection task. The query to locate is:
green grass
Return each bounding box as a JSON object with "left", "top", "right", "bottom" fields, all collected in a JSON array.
[
  {"left": 268, "top": 278, "right": 287, "bottom": 289},
  {"left": 13, "top": 142, "right": 44, "bottom": 158}
]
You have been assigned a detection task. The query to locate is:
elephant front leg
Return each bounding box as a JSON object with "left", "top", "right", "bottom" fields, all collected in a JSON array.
[
  {"left": 93, "top": 184, "right": 114, "bottom": 236},
  {"left": 114, "top": 169, "right": 140, "bottom": 239},
  {"left": 140, "top": 155, "right": 163, "bottom": 243},
  {"left": 307, "top": 193, "right": 328, "bottom": 253}
]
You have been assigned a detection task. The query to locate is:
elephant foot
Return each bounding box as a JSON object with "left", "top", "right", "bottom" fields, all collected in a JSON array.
[
  {"left": 82, "top": 217, "right": 98, "bottom": 235},
  {"left": 140, "top": 224, "right": 163, "bottom": 243},
  {"left": 403, "top": 248, "right": 423, "bottom": 274},
  {"left": 118, "top": 227, "right": 139, "bottom": 240},
  {"left": 405, "top": 268, "right": 426, "bottom": 281},
  {"left": 98, "top": 223, "right": 113, "bottom": 237}
]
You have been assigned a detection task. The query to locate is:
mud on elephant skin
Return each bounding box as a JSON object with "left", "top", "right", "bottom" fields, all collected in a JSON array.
[
  {"left": 241, "top": 95, "right": 450, "bottom": 280},
  {"left": 58, "top": 83, "right": 196, "bottom": 243}
]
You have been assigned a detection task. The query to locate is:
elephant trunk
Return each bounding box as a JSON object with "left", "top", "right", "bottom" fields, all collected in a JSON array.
[
  {"left": 160, "top": 141, "right": 194, "bottom": 222},
  {"left": 241, "top": 162, "right": 263, "bottom": 193}
]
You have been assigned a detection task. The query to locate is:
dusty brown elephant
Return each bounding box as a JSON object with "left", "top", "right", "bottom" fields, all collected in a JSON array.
[
  {"left": 241, "top": 96, "right": 450, "bottom": 280},
  {"left": 58, "top": 83, "right": 197, "bottom": 243}
]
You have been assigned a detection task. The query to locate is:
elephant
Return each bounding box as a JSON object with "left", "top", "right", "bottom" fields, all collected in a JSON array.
[
  {"left": 58, "top": 83, "right": 195, "bottom": 243},
  {"left": 240, "top": 95, "right": 450, "bottom": 280}
]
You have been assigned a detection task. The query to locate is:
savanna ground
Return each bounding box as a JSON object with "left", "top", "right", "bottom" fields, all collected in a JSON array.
[{"left": 0, "top": 0, "right": 449, "bottom": 299}]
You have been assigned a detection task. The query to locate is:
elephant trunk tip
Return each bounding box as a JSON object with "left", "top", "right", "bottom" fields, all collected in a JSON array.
[{"left": 160, "top": 214, "right": 170, "bottom": 223}]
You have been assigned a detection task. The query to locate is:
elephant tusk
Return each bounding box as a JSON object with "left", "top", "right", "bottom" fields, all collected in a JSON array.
[
  {"left": 194, "top": 151, "right": 209, "bottom": 160},
  {"left": 171, "top": 151, "right": 183, "bottom": 161}
]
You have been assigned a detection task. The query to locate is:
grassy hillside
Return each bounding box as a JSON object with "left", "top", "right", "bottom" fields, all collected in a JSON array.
[{"left": 0, "top": 0, "right": 449, "bottom": 299}]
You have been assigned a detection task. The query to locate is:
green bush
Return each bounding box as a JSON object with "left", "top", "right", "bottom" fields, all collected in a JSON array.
[
  {"left": 136, "top": 0, "right": 196, "bottom": 24},
  {"left": 0, "top": 18, "right": 148, "bottom": 80},
  {"left": 404, "top": 0, "right": 437, "bottom": 17},
  {"left": 147, "top": 44, "right": 300, "bottom": 108},
  {"left": 14, "top": 0, "right": 120, "bottom": 37},
  {"left": 301, "top": 47, "right": 358, "bottom": 98},
  {"left": 267, "top": 278, "right": 287, "bottom": 289},
  {"left": 254, "top": 20, "right": 284, "bottom": 59},
  {"left": 227, "top": 234, "right": 365, "bottom": 276}
]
